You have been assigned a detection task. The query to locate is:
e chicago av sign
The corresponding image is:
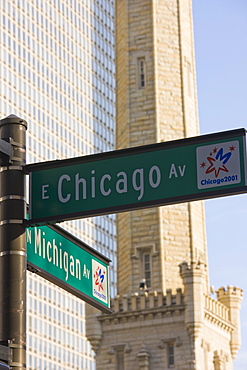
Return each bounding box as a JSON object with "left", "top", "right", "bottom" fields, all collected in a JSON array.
[{"left": 27, "top": 129, "right": 247, "bottom": 226}]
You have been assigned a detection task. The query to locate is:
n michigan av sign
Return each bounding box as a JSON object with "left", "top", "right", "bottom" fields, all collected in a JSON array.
[
  {"left": 27, "top": 129, "right": 247, "bottom": 225},
  {"left": 27, "top": 224, "right": 111, "bottom": 313}
]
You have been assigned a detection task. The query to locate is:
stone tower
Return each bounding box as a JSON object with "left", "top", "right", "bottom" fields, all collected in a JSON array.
[{"left": 86, "top": 1, "right": 242, "bottom": 369}]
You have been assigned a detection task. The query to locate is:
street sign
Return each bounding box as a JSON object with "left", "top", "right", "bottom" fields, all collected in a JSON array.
[
  {"left": 27, "top": 129, "right": 247, "bottom": 225},
  {"left": 0, "top": 344, "right": 11, "bottom": 365},
  {"left": 26, "top": 224, "right": 112, "bottom": 313},
  {"left": 0, "top": 138, "right": 13, "bottom": 165},
  {"left": 0, "top": 139, "right": 12, "bottom": 157}
]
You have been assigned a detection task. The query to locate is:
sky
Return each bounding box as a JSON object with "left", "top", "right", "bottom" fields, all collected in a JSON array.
[{"left": 192, "top": 0, "right": 247, "bottom": 368}]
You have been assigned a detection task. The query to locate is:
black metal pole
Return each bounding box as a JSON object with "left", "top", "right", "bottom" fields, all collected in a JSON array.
[{"left": 0, "top": 115, "right": 27, "bottom": 369}]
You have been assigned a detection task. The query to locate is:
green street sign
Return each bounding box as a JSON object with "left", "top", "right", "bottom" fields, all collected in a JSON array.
[
  {"left": 27, "top": 129, "right": 247, "bottom": 225},
  {"left": 27, "top": 224, "right": 112, "bottom": 313}
]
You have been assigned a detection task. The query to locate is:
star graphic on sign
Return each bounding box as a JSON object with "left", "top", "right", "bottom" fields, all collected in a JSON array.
[
  {"left": 205, "top": 156, "right": 229, "bottom": 178},
  {"left": 212, "top": 147, "right": 218, "bottom": 154},
  {"left": 94, "top": 267, "right": 105, "bottom": 291},
  {"left": 229, "top": 145, "right": 235, "bottom": 152},
  {"left": 200, "top": 161, "right": 206, "bottom": 168}
]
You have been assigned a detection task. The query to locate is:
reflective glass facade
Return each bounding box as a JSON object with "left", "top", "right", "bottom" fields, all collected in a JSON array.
[{"left": 0, "top": 0, "right": 116, "bottom": 368}]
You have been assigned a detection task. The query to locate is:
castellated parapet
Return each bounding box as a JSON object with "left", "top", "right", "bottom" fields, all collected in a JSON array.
[
  {"left": 86, "top": 288, "right": 188, "bottom": 370},
  {"left": 86, "top": 265, "right": 242, "bottom": 369}
]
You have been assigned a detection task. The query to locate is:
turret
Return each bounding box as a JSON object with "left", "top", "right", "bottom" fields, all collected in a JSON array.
[
  {"left": 180, "top": 261, "right": 207, "bottom": 338},
  {"left": 85, "top": 304, "right": 103, "bottom": 354},
  {"left": 216, "top": 286, "right": 243, "bottom": 359}
]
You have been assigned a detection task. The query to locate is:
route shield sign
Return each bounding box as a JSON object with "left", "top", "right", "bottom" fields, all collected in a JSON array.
[
  {"left": 26, "top": 224, "right": 111, "bottom": 313},
  {"left": 27, "top": 129, "right": 247, "bottom": 225}
]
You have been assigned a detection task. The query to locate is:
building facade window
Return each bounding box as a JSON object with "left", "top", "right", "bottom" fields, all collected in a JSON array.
[
  {"left": 116, "top": 349, "right": 125, "bottom": 370},
  {"left": 138, "top": 57, "right": 146, "bottom": 89},
  {"left": 132, "top": 243, "right": 158, "bottom": 290},
  {"left": 143, "top": 252, "right": 151, "bottom": 288},
  {"left": 168, "top": 343, "right": 175, "bottom": 367},
  {"left": 1, "top": 0, "right": 116, "bottom": 367}
]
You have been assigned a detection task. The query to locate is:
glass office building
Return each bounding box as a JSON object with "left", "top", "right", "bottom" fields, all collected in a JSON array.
[{"left": 0, "top": 0, "right": 116, "bottom": 368}]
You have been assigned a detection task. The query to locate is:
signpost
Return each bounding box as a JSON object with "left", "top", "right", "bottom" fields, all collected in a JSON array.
[
  {"left": 0, "top": 115, "right": 27, "bottom": 370},
  {"left": 1, "top": 115, "right": 247, "bottom": 369},
  {"left": 27, "top": 128, "right": 247, "bottom": 226},
  {"left": 26, "top": 224, "right": 111, "bottom": 313}
]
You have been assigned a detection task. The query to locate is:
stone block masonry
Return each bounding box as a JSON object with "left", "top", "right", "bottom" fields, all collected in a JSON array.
[{"left": 86, "top": 1, "right": 243, "bottom": 368}]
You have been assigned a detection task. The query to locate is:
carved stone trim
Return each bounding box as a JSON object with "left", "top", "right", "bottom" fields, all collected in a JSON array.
[
  {"left": 137, "top": 345, "right": 150, "bottom": 370},
  {"left": 132, "top": 243, "right": 158, "bottom": 258},
  {"left": 159, "top": 337, "right": 182, "bottom": 349},
  {"left": 108, "top": 343, "right": 132, "bottom": 355}
]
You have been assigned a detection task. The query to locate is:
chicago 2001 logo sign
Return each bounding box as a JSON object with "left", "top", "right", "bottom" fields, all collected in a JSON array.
[
  {"left": 196, "top": 140, "right": 241, "bottom": 190},
  {"left": 92, "top": 259, "right": 108, "bottom": 304}
]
